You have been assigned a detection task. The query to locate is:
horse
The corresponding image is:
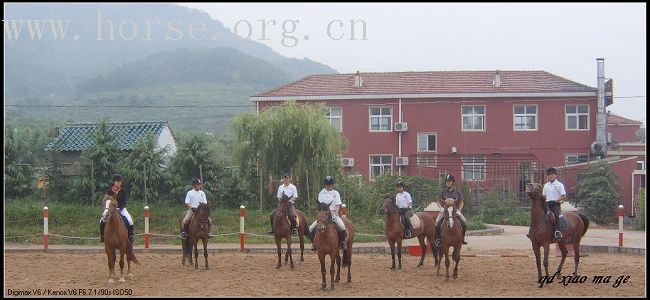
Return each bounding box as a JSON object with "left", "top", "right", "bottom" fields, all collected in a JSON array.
[
  {"left": 526, "top": 182, "right": 589, "bottom": 283},
  {"left": 379, "top": 194, "right": 439, "bottom": 270},
  {"left": 313, "top": 201, "right": 355, "bottom": 290},
  {"left": 272, "top": 192, "right": 308, "bottom": 269},
  {"left": 179, "top": 202, "right": 211, "bottom": 270},
  {"left": 436, "top": 198, "right": 463, "bottom": 279},
  {"left": 102, "top": 194, "right": 139, "bottom": 283}
]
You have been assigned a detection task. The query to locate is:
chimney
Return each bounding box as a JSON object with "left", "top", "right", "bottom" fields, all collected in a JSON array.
[
  {"left": 493, "top": 70, "right": 502, "bottom": 88},
  {"left": 354, "top": 71, "right": 363, "bottom": 87},
  {"left": 595, "top": 58, "right": 607, "bottom": 156}
]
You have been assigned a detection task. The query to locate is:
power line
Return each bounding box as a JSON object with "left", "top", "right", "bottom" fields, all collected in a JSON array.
[{"left": 4, "top": 104, "right": 255, "bottom": 108}]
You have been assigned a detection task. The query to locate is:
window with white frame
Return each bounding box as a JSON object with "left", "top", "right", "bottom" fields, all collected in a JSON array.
[
  {"left": 369, "top": 155, "right": 392, "bottom": 180},
  {"left": 417, "top": 132, "right": 437, "bottom": 152},
  {"left": 326, "top": 107, "right": 342, "bottom": 132},
  {"left": 514, "top": 105, "right": 537, "bottom": 130},
  {"left": 566, "top": 105, "right": 589, "bottom": 130},
  {"left": 637, "top": 161, "right": 645, "bottom": 171},
  {"left": 566, "top": 154, "right": 589, "bottom": 165},
  {"left": 462, "top": 156, "right": 486, "bottom": 181},
  {"left": 369, "top": 107, "right": 392, "bottom": 131},
  {"left": 462, "top": 106, "right": 485, "bottom": 131}
]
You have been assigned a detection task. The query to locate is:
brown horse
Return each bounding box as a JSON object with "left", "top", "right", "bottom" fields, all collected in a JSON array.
[
  {"left": 436, "top": 199, "right": 463, "bottom": 279},
  {"left": 379, "top": 195, "right": 439, "bottom": 270},
  {"left": 526, "top": 182, "right": 589, "bottom": 283},
  {"left": 102, "top": 194, "right": 139, "bottom": 283},
  {"left": 314, "top": 201, "right": 355, "bottom": 290},
  {"left": 179, "top": 203, "right": 211, "bottom": 270},
  {"left": 273, "top": 192, "right": 308, "bottom": 269}
]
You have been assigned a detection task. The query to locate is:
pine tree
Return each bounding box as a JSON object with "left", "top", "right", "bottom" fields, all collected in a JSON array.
[{"left": 576, "top": 162, "right": 620, "bottom": 225}]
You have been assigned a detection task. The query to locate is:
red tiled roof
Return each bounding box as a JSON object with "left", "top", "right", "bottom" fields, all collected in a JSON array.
[
  {"left": 607, "top": 114, "right": 643, "bottom": 126},
  {"left": 253, "top": 71, "right": 596, "bottom": 98}
]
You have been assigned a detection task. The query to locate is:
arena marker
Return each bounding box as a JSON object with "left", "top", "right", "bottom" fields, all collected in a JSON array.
[
  {"left": 240, "top": 205, "right": 246, "bottom": 252},
  {"left": 144, "top": 206, "right": 150, "bottom": 249},
  {"left": 341, "top": 204, "right": 347, "bottom": 218},
  {"left": 618, "top": 205, "right": 624, "bottom": 247},
  {"left": 43, "top": 207, "right": 49, "bottom": 251}
]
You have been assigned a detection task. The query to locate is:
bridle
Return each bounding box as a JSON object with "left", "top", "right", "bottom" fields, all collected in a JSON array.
[{"left": 527, "top": 184, "right": 549, "bottom": 239}]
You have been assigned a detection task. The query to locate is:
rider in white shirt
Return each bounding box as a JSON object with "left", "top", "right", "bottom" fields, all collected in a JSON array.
[
  {"left": 396, "top": 181, "right": 414, "bottom": 238},
  {"left": 308, "top": 176, "right": 347, "bottom": 249},
  {"left": 180, "top": 178, "right": 213, "bottom": 239},
  {"left": 268, "top": 173, "right": 299, "bottom": 235},
  {"left": 542, "top": 167, "right": 567, "bottom": 240}
]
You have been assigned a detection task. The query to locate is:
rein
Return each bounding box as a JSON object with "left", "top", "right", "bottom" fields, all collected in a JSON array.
[{"left": 528, "top": 192, "right": 549, "bottom": 239}]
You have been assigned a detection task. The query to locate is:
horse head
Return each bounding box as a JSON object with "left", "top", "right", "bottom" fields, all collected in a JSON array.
[
  {"left": 443, "top": 200, "right": 458, "bottom": 229},
  {"left": 526, "top": 182, "right": 545, "bottom": 205},
  {"left": 316, "top": 201, "right": 333, "bottom": 233},
  {"left": 196, "top": 202, "right": 211, "bottom": 221},
  {"left": 103, "top": 194, "right": 118, "bottom": 219},
  {"left": 277, "top": 192, "right": 290, "bottom": 216},
  {"left": 378, "top": 193, "right": 397, "bottom": 214}
]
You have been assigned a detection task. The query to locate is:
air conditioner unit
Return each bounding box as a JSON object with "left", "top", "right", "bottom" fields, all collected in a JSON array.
[
  {"left": 395, "top": 157, "right": 409, "bottom": 166},
  {"left": 341, "top": 158, "right": 355, "bottom": 167},
  {"left": 394, "top": 122, "right": 408, "bottom": 132}
]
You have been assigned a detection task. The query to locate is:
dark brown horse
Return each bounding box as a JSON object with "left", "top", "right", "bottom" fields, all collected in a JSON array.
[
  {"left": 526, "top": 182, "right": 589, "bottom": 283},
  {"left": 379, "top": 195, "right": 439, "bottom": 270},
  {"left": 436, "top": 199, "right": 463, "bottom": 279},
  {"left": 179, "top": 203, "right": 211, "bottom": 270},
  {"left": 314, "top": 201, "right": 355, "bottom": 290},
  {"left": 273, "top": 192, "right": 308, "bottom": 269},
  {"left": 103, "top": 194, "right": 139, "bottom": 283}
]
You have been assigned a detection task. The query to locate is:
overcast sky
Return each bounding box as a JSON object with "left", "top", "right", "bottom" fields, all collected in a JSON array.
[{"left": 179, "top": 3, "right": 646, "bottom": 126}]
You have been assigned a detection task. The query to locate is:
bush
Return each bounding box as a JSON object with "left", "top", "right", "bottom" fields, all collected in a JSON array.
[
  {"left": 477, "top": 188, "right": 519, "bottom": 224},
  {"left": 576, "top": 162, "right": 620, "bottom": 225},
  {"left": 467, "top": 214, "right": 487, "bottom": 230},
  {"left": 637, "top": 189, "right": 645, "bottom": 230}
]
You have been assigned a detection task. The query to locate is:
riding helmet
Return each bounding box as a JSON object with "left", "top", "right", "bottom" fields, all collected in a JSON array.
[
  {"left": 445, "top": 174, "right": 455, "bottom": 182},
  {"left": 281, "top": 172, "right": 290, "bottom": 178},
  {"left": 546, "top": 167, "right": 557, "bottom": 175},
  {"left": 111, "top": 174, "right": 122, "bottom": 182},
  {"left": 192, "top": 178, "right": 202, "bottom": 185},
  {"left": 396, "top": 181, "right": 405, "bottom": 188}
]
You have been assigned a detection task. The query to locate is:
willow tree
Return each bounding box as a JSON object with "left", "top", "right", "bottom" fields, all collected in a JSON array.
[
  {"left": 232, "top": 101, "right": 348, "bottom": 211},
  {"left": 118, "top": 135, "right": 169, "bottom": 205}
]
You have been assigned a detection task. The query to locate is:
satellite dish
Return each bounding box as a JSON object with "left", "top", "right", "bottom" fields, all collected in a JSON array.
[{"left": 634, "top": 128, "right": 645, "bottom": 142}]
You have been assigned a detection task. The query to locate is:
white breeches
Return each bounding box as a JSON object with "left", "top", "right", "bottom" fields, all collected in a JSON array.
[
  {"left": 436, "top": 210, "right": 466, "bottom": 224},
  {"left": 182, "top": 208, "right": 212, "bottom": 226},
  {"left": 310, "top": 214, "right": 345, "bottom": 232},
  {"left": 100, "top": 205, "right": 133, "bottom": 226}
]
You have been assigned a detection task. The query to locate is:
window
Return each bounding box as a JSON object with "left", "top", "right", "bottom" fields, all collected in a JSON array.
[
  {"left": 462, "top": 106, "right": 485, "bottom": 131},
  {"left": 513, "top": 105, "right": 537, "bottom": 130},
  {"left": 369, "top": 107, "right": 392, "bottom": 131},
  {"left": 417, "top": 132, "right": 437, "bottom": 152},
  {"left": 566, "top": 105, "right": 589, "bottom": 130},
  {"left": 369, "top": 155, "right": 392, "bottom": 180},
  {"left": 326, "top": 107, "right": 342, "bottom": 132},
  {"left": 566, "top": 154, "right": 589, "bottom": 165},
  {"left": 637, "top": 161, "right": 645, "bottom": 171},
  {"left": 462, "top": 156, "right": 486, "bottom": 181}
]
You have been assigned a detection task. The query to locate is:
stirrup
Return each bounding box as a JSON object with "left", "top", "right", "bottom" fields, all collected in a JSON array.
[
  {"left": 208, "top": 233, "right": 215, "bottom": 238},
  {"left": 554, "top": 231, "right": 563, "bottom": 239},
  {"left": 291, "top": 228, "right": 298, "bottom": 235},
  {"left": 99, "top": 236, "right": 104, "bottom": 242},
  {"left": 267, "top": 229, "right": 274, "bottom": 234},
  {"left": 340, "top": 242, "right": 347, "bottom": 249},
  {"left": 181, "top": 232, "right": 188, "bottom": 239},
  {"left": 128, "top": 235, "right": 135, "bottom": 243},
  {"left": 435, "top": 239, "right": 442, "bottom": 247},
  {"left": 405, "top": 230, "right": 412, "bottom": 238}
]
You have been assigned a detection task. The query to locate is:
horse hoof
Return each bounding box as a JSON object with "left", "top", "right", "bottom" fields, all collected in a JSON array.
[
  {"left": 321, "top": 286, "right": 326, "bottom": 291},
  {"left": 107, "top": 278, "right": 114, "bottom": 284},
  {"left": 347, "top": 279, "right": 352, "bottom": 283},
  {"left": 275, "top": 265, "right": 281, "bottom": 269},
  {"left": 453, "top": 274, "right": 458, "bottom": 279},
  {"left": 119, "top": 277, "right": 125, "bottom": 283},
  {"left": 417, "top": 264, "right": 423, "bottom": 269},
  {"left": 127, "top": 273, "right": 134, "bottom": 280}
]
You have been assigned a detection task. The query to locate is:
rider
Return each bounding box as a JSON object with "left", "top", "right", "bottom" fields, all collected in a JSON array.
[
  {"left": 180, "top": 178, "right": 214, "bottom": 239},
  {"left": 308, "top": 176, "right": 347, "bottom": 250},
  {"left": 435, "top": 174, "right": 467, "bottom": 246},
  {"left": 99, "top": 174, "right": 135, "bottom": 243},
  {"left": 395, "top": 181, "right": 414, "bottom": 238},
  {"left": 543, "top": 167, "right": 566, "bottom": 240},
  {"left": 268, "top": 173, "right": 299, "bottom": 235}
]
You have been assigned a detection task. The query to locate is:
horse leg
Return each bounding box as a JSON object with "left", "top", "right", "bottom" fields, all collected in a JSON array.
[
  {"left": 572, "top": 237, "right": 581, "bottom": 277},
  {"left": 319, "top": 253, "right": 327, "bottom": 290},
  {"left": 194, "top": 241, "right": 199, "bottom": 270},
  {"left": 542, "top": 243, "right": 550, "bottom": 279},
  {"left": 346, "top": 247, "right": 352, "bottom": 283},
  {"left": 335, "top": 252, "right": 341, "bottom": 283},
  {"left": 299, "top": 231, "right": 305, "bottom": 262},
  {"left": 275, "top": 237, "right": 282, "bottom": 269},
  {"left": 287, "top": 237, "right": 294, "bottom": 270},
  {"left": 532, "top": 244, "right": 542, "bottom": 284},
  {"left": 396, "top": 238, "right": 403, "bottom": 270},
  {"left": 330, "top": 253, "right": 336, "bottom": 291},
  {"left": 555, "top": 240, "right": 568, "bottom": 277},
  {"left": 452, "top": 245, "right": 460, "bottom": 279},
  {"left": 389, "top": 239, "right": 396, "bottom": 270},
  {"left": 107, "top": 249, "right": 115, "bottom": 283},
  {"left": 444, "top": 245, "right": 450, "bottom": 280},
  {"left": 417, "top": 235, "right": 426, "bottom": 268},
  {"left": 118, "top": 249, "right": 125, "bottom": 283},
  {"left": 202, "top": 238, "right": 209, "bottom": 270}
]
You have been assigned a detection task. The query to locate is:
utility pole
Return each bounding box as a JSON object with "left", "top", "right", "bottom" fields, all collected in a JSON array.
[
  {"left": 144, "top": 164, "right": 148, "bottom": 206},
  {"left": 90, "top": 160, "right": 95, "bottom": 204}
]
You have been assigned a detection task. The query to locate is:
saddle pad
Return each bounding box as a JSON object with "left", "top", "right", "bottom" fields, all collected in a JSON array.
[
  {"left": 285, "top": 215, "right": 300, "bottom": 226},
  {"left": 401, "top": 214, "right": 421, "bottom": 230}
]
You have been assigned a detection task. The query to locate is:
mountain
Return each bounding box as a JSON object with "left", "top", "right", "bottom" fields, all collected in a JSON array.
[{"left": 4, "top": 3, "right": 337, "bottom": 99}]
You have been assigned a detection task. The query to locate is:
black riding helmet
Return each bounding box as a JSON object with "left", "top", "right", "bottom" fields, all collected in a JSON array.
[
  {"left": 192, "top": 178, "right": 202, "bottom": 185},
  {"left": 546, "top": 167, "right": 557, "bottom": 175},
  {"left": 445, "top": 174, "right": 455, "bottom": 182},
  {"left": 112, "top": 174, "right": 122, "bottom": 182},
  {"left": 396, "top": 181, "right": 405, "bottom": 188},
  {"left": 324, "top": 176, "right": 335, "bottom": 185}
]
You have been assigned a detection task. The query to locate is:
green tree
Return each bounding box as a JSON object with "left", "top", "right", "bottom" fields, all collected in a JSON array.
[
  {"left": 4, "top": 123, "right": 34, "bottom": 198},
  {"left": 576, "top": 162, "right": 620, "bottom": 225},
  {"left": 636, "top": 189, "right": 645, "bottom": 230},
  {"left": 232, "top": 101, "right": 348, "bottom": 210},
  {"left": 118, "top": 135, "right": 169, "bottom": 205},
  {"left": 168, "top": 133, "right": 221, "bottom": 204}
]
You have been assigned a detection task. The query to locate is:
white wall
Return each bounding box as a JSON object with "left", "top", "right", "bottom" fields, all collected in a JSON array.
[{"left": 157, "top": 126, "right": 177, "bottom": 157}]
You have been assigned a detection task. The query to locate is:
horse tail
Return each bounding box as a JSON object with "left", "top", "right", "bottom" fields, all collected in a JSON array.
[
  {"left": 342, "top": 248, "right": 350, "bottom": 267},
  {"left": 577, "top": 212, "right": 589, "bottom": 237},
  {"left": 128, "top": 241, "right": 140, "bottom": 265}
]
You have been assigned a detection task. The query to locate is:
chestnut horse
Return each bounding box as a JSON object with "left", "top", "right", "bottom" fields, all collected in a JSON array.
[
  {"left": 379, "top": 195, "right": 439, "bottom": 270},
  {"left": 314, "top": 201, "right": 355, "bottom": 290},
  {"left": 526, "top": 182, "right": 589, "bottom": 283},
  {"left": 179, "top": 203, "right": 211, "bottom": 270},
  {"left": 436, "top": 199, "right": 463, "bottom": 279},
  {"left": 273, "top": 192, "right": 308, "bottom": 269},
  {"left": 103, "top": 194, "right": 139, "bottom": 283}
]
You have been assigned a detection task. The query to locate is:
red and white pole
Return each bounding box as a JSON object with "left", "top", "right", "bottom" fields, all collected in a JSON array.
[
  {"left": 144, "top": 206, "right": 150, "bottom": 249},
  {"left": 240, "top": 205, "right": 246, "bottom": 252},
  {"left": 341, "top": 204, "right": 347, "bottom": 218},
  {"left": 618, "top": 204, "right": 624, "bottom": 247},
  {"left": 43, "top": 207, "right": 49, "bottom": 251}
]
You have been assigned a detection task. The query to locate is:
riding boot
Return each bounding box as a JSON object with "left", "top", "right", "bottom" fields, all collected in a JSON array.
[
  {"left": 128, "top": 225, "right": 135, "bottom": 244},
  {"left": 435, "top": 222, "right": 442, "bottom": 246},
  {"left": 460, "top": 221, "right": 467, "bottom": 244},
  {"left": 181, "top": 222, "right": 189, "bottom": 239},
  {"left": 99, "top": 221, "right": 105, "bottom": 242},
  {"left": 268, "top": 214, "right": 274, "bottom": 234},
  {"left": 404, "top": 218, "right": 412, "bottom": 238},
  {"left": 290, "top": 217, "right": 298, "bottom": 235},
  {"left": 554, "top": 216, "right": 563, "bottom": 240},
  {"left": 338, "top": 229, "right": 347, "bottom": 249}
]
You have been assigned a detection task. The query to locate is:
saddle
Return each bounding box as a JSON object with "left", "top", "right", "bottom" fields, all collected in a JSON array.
[
  {"left": 546, "top": 212, "right": 569, "bottom": 231},
  {"left": 284, "top": 215, "right": 299, "bottom": 227},
  {"left": 400, "top": 214, "right": 421, "bottom": 230}
]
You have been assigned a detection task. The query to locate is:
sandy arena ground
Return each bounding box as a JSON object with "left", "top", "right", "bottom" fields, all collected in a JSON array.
[{"left": 3, "top": 251, "right": 645, "bottom": 297}]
